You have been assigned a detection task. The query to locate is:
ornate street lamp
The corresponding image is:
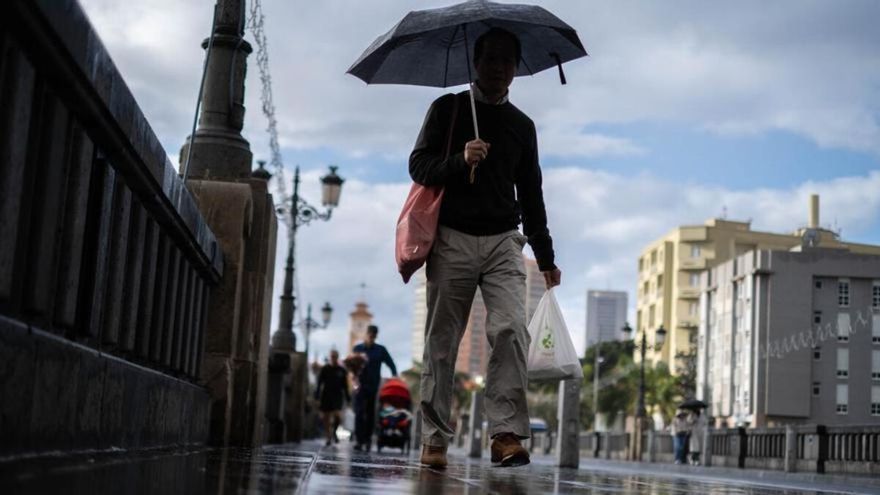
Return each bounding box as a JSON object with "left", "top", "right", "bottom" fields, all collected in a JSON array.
[
  {"left": 298, "top": 302, "right": 333, "bottom": 359},
  {"left": 271, "top": 165, "right": 344, "bottom": 352},
  {"left": 621, "top": 322, "right": 666, "bottom": 459}
]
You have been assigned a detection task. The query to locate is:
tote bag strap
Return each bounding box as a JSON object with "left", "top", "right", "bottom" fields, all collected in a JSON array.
[{"left": 443, "top": 94, "right": 460, "bottom": 160}]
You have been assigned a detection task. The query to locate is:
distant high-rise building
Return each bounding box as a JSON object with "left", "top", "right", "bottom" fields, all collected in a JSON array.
[
  {"left": 457, "top": 289, "right": 489, "bottom": 376},
  {"left": 411, "top": 255, "right": 545, "bottom": 376},
  {"left": 411, "top": 268, "right": 428, "bottom": 367},
  {"left": 585, "top": 290, "right": 627, "bottom": 351},
  {"left": 348, "top": 300, "right": 373, "bottom": 352},
  {"left": 524, "top": 257, "right": 545, "bottom": 324}
]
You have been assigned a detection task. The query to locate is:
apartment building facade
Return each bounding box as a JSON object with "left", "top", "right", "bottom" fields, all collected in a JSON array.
[
  {"left": 697, "top": 245, "right": 880, "bottom": 427},
  {"left": 635, "top": 195, "right": 880, "bottom": 374}
]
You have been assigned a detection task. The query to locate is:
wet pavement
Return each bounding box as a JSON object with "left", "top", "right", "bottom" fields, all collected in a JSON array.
[{"left": 1, "top": 440, "right": 876, "bottom": 494}]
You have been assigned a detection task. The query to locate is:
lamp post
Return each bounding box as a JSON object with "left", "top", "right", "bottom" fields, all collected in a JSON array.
[
  {"left": 271, "top": 166, "right": 344, "bottom": 352},
  {"left": 592, "top": 353, "right": 605, "bottom": 431},
  {"left": 298, "top": 301, "right": 333, "bottom": 359},
  {"left": 621, "top": 322, "right": 667, "bottom": 460}
]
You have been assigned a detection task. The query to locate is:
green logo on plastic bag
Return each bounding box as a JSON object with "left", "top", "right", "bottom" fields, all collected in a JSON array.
[{"left": 541, "top": 325, "right": 554, "bottom": 350}]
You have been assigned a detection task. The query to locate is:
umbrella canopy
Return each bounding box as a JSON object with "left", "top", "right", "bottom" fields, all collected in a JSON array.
[
  {"left": 679, "top": 398, "right": 708, "bottom": 410},
  {"left": 347, "top": 0, "right": 588, "bottom": 88}
]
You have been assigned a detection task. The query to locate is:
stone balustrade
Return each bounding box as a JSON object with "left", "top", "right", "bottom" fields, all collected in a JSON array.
[
  {"left": 1, "top": 0, "right": 222, "bottom": 456},
  {"left": 578, "top": 424, "right": 880, "bottom": 475}
]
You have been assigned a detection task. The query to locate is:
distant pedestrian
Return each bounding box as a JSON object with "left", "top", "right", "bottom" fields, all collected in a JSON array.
[
  {"left": 410, "top": 27, "right": 561, "bottom": 470},
  {"left": 688, "top": 410, "right": 707, "bottom": 466},
  {"left": 315, "top": 350, "right": 350, "bottom": 446},
  {"left": 671, "top": 411, "right": 690, "bottom": 464},
  {"left": 352, "top": 325, "right": 397, "bottom": 451}
]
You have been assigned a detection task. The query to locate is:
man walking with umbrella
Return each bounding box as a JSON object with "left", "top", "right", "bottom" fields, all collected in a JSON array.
[
  {"left": 410, "top": 27, "right": 560, "bottom": 469},
  {"left": 348, "top": 0, "right": 587, "bottom": 469}
]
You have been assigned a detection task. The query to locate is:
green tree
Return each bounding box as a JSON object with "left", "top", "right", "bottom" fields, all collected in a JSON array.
[{"left": 580, "top": 340, "right": 684, "bottom": 430}]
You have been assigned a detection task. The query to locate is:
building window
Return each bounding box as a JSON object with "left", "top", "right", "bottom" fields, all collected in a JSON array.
[
  {"left": 656, "top": 274, "right": 663, "bottom": 295},
  {"left": 691, "top": 244, "right": 701, "bottom": 258},
  {"left": 689, "top": 301, "right": 698, "bottom": 317},
  {"left": 838, "top": 279, "right": 850, "bottom": 307},
  {"left": 837, "top": 348, "right": 849, "bottom": 378},
  {"left": 873, "top": 386, "right": 880, "bottom": 416},
  {"left": 874, "top": 314, "right": 880, "bottom": 344},
  {"left": 639, "top": 257, "right": 644, "bottom": 272},
  {"left": 873, "top": 282, "right": 880, "bottom": 309},
  {"left": 836, "top": 384, "right": 848, "bottom": 414},
  {"left": 649, "top": 305, "right": 655, "bottom": 328},
  {"left": 690, "top": 273, "right": 700, "bottom": 287},
  {"left": 873, "top": 350, "right": 880, "bottom": 380},
  {"left": 815, "top": 279, "right": 823, "bottom": 290},
  {"left": 651, "top": 250, "right": 657, "bottom": 266},
  {"left": 813, "top": 347, "right": 821, "bottom": 361},
  {"left": 812, "top": 382, "right": 820, "bottom": 397},
  {"left": 837, "top": 313, "right": 850, "bottom": 342},
  {"left": 813, "top": 311, "right": 822, "bottom": 325}
]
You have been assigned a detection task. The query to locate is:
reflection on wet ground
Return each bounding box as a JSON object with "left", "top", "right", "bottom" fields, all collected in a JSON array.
[{"left": 0, "top": 441, "right": 872, "bottom": 494}]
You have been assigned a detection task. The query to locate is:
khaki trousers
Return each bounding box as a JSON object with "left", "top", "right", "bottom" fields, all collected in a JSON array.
[{"left": 420, "top": 226, "right": 531, "bottom": 447}]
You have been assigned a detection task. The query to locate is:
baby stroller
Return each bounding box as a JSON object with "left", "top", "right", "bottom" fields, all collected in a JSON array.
[{"left": 376, "top": 377, "right": 412, "bottom": 454}]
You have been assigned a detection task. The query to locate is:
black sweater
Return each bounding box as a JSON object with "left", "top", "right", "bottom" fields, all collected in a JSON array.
[{"left": 409, "top": 92, "right": 556, "bottom": 271}]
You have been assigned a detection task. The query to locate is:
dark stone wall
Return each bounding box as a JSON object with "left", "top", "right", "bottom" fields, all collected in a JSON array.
[
  {"left": 0, "top": 316, "right": 211, "bottom": 456},
  {"left": 0, "top": 0, "right": 219, "bottom": 456}
]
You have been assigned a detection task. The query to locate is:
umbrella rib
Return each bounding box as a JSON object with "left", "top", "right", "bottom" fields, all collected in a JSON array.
[{"left": 444, "top": 24, "right": 460, "bottom": 88}]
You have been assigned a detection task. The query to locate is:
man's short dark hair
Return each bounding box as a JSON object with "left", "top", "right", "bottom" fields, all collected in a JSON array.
[
  {"left": 474, "top": 27, "right": 521, "bottom": 67},
  {"left": 367, "top": 325, "right": 379, "bottom": 335}
]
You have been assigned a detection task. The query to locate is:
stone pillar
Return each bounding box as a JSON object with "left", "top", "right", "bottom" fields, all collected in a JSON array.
[
  {"left": 556, "top": 379, "right": 581, "bottom": 468},
  {"left": 603, "top": 432, "right": 612, "bottom": 459},
  {"left": 265, "top": 353, "right": 290, "bottom": 443},
  {"left": 736, "top": 426, "right": 748, "bottom": 468},
  {"left": 283, "top": 353, "right": 307, "bottom": 442},
  {"left": 467, "top": 390, "right": 484, "bottom": 458},
  {"left": 646, "top": 430, "right": 656, "bottom": 463},
  {"left": 183, "top": 0, "right": 277, "bottom": 448},
  {"left": 411, "top": 409, "right": 423, "bottom": 452},
  {"left": 784, "top": 425, "right": 797, "bottom": 473},
  {"left": 702, "top": 425, "right": 713, "bottom": 467}
]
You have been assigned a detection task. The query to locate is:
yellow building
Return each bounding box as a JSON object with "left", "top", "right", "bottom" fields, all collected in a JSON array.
[{"left": 636, "top": 195, "right": 880, "bottom": 373}]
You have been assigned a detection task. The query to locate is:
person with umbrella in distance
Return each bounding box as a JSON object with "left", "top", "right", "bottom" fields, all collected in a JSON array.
[
  {"left": 348, "top": 0, "right": 587, "bottom": 469},
  {"left": 680, "top": 398, "right": 708, "bottom": 465}
]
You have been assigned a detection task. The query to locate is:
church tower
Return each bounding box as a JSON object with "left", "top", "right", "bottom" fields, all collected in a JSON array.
[{"left": 347, "top": 301, "right": 373, "bottom": 352}]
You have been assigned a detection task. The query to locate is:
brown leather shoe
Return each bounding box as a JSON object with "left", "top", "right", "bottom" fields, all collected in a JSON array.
[
  {"left": 420, "top": 444, "right": 448, "bottom": 468},
  {"left": 491, "top": 433, "right": 530, "bottom": 467}
]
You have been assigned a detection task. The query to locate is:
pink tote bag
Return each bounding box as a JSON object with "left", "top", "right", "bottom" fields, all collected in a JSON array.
[{"left": 395, "top": 95, "right": 460, "bottom": 283}]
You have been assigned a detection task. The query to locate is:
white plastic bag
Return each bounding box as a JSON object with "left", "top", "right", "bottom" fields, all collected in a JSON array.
[{"left": 527, "top": 289, "right": 583, "bottom": 381}]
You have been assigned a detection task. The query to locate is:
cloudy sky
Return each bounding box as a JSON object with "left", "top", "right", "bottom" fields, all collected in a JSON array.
[{"left": 79, "top": 0, "right": 880, "bottom": 371}]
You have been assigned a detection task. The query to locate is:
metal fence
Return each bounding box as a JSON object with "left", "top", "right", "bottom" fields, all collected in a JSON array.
[{"left": 579, "top": 424, "right": 880, "bottom": 475}]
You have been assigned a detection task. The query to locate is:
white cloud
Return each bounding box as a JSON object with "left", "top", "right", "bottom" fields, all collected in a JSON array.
[
  {"left": 74, "top": 0, "right": 880, "bottom": 368},
  {"left": 268, "top": 167, "right": 880, "bottom": 368},
  {"left": 80, "top": 0, "right": 880, "bottom": 166}
]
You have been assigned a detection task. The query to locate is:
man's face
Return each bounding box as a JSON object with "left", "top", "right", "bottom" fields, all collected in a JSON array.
[
  {"left": 474, "top": 34, "right": 517, "bottom": 95},
  {"left": 365, "top": 331, "right": 377, "bottom": 345},
  {"left": 330, "top": 351, "right": 339, "bottom": 364}
]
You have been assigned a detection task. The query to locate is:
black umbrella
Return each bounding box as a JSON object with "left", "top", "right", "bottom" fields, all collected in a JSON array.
[
  {"left": 347, "top": 0, "right": 588, "bottom": 139},
  {"left": 679, "top": 398, "right": 708, "bottom": 410}
]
